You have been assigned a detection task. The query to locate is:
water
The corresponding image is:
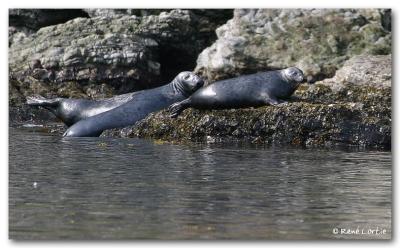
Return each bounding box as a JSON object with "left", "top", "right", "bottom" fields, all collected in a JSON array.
[{"left": 9, "top": 127, "right": 392, "bottom": 239}]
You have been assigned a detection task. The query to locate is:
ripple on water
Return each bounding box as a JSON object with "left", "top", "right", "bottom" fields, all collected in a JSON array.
[{"left": 9, "top": 128, "right": 391, "bottom": 239}]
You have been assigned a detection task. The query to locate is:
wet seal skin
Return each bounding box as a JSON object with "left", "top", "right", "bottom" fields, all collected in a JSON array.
[
  {"left": 26, "top": 92, "right": 139, "bottom": 127},
  {"left": 169, "top": 67, "right": 305, "bottom": 117},
  {"left": 63, "top": 71, "right": 204, "bottom": 137}
]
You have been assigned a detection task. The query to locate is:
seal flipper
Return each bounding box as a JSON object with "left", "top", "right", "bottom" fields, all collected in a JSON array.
[
  {"left": 263, "top": 90, "right": 284, "bottom": 106},
  {"left": 63, "top": 127, "right": 102, "bottom": 137},
  {"left": 277, "top": 99, "right": 288, "bottom": 105},
  {"left": 168, "top": 99, "right": 191, "bottom": 118},
  {"left": 265, "top": 96, "right": 288, "bottom": 105},
  {"left": 26, "top": 96, "right": 59, "bottom": 107}
]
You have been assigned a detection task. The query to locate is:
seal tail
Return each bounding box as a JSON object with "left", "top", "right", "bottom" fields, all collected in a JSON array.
[
  {"left": 168, "top": 99, "right": 190, "bottom": 118},
  {"left": 26, "top": 96, "right": 59, "bottom": 107}
]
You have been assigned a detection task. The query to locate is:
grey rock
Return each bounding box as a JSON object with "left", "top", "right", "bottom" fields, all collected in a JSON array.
[
  {"left": 83, "top": 9, "right": 168, "bottom": 18},
  {"left": 9, "top": 10, "right": 196, "bottom": 97},
  {"left": 322, "top": 54, "right": 391, "bottom": 88},
  {"left": 8, "top": 26, "right": 34, "bottom": 46},
  {"left": 195, "top": 9, "right": 391, "bottom": 83},
  {"left": 9, "top": 9, "right": 89, "bottom": 31},
  {"left": 10, "top": 9, "right": 234, "bottom": 95}
]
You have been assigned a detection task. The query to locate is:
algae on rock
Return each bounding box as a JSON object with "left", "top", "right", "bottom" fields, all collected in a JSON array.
[{"left": 103, "top": 54, "right": 391, "bottom": 149}]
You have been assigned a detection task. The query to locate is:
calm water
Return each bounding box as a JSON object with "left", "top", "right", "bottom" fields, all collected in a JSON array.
[{"left": 9, "top": 127, "right": 391, "bottom": 239}]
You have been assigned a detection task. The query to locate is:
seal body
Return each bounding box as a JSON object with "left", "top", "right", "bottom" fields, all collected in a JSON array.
[
  {"left": 169, "top": 67, "right": 305, "bottom": 117},
  {"left": 26, "top": 93, "right": 137, "bottom": 126},
  {"left": 63, "top": 72, "right": 204, "bottom": 137}
]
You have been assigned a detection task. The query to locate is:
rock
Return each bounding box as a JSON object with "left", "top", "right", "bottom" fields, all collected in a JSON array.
[
  {"left": 102, "top": 86, "right": 390, "bottom": 148},
  {"left": 151, "top": 9, "right": 233, "bottom": 80},
  {"left": 84, "top": 83, "right": 115, "bottom": 99},
  {"left": 82, "top": 9, "right": 233, "bottom": 81},
  {"left": 9, "top": 9, "right": 233, "bottom": 125},
  {"left": 8, "top": 26, "right": 34, "bottom": 47},
  {"left": 9, "top": 104, "right": 57, "bottom": 127},
  {"left": 322, "top": 54, "right": 391, "bottom": 88},
  {"left": 9, "top": 10, "right": 192, "bottom": 109},
  {"left": 102, "top": 100, "right": 390, "bottom": 149},
  {"left": 9, "top": 9, "right": 233, "bottom": 98},
  {"left": 9, "top": 9, "right": 89, "bottom": 31},
  {"left": 83, "top": 9, "right": 168, "bottom": 18},
  {"left": 189, "top": 9, "right": 234, "bottom": 46},
  {"left": 9, "top": 79, "right": 57, "bottom": 125},
  {"left": 9, "top": 13, "right": 172, "bottom": 93},
  {"left": 195, "top": 9, "right": 391, "bottom": 83},
  {"left": 102, "top": 54, "right": 391, "bottom": 149}
]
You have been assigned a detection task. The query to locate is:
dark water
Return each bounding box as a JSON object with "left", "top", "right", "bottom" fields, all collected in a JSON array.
[{"left": 9, "top": 127, "right": 391, "bottom": 239}]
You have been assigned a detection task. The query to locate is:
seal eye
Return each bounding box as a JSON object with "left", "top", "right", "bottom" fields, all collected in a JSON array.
[
  {"left": 183, "top": 74, "right": 190, "bottom": 81},
  {"left": 290, "top": 70, "right": 300, "bottom": 78}
]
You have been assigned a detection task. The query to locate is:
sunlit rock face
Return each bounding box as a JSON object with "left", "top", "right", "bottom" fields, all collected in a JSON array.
[{"left": 195, "top": 9, "right": 391, "bottom": 83}]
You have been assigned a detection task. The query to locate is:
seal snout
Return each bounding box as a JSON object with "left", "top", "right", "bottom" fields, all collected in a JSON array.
[
  {"left": 188, "top": 74, "right": 205, "bottom": 91},
  {"left": 283, "top": 67, "right": 305, "bottom": 83},
  {"left": 298, "top": 74, "right": 305, "bottom": 83},
  {"left": 195, "top": 77, "right": 205, "bottom": 88},
  {"left": 176, "top": 72, "right": 205, "bottom": 95}
]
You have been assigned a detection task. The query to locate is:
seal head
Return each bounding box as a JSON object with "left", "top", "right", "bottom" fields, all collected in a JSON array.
[
  {"left": 281, "top": 67, "right": 305, "bottom": 84},
  {"left": 173, "top": 71, "right": 204, "bottom": 97}
]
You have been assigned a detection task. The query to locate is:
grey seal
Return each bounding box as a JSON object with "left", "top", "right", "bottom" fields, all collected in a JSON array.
[
  {"left": 169, "top": 67, "right": 305, "bottom": 117},
  {"left": 63, "top": 71, "right": 204, "bottom": 137},
  {"left": 26, "top": 93, "right": 137, "bottom": 126}
]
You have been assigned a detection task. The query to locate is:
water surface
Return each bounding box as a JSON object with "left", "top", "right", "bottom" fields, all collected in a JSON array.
[{"left": 9, "top": 127, "right": 391, "bottom": 239}]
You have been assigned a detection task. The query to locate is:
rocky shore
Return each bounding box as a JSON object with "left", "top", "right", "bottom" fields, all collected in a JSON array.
[
  {"left": 9, "top": 9, "right": 391, "bottom": 149},
  {"left": 102, "top": 54, "right": 391, "bottom": 149}
]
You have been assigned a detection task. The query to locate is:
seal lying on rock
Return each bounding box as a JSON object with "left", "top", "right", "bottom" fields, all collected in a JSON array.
[
  {"left": 26, "top": 71, "right": 202, "bottom": 127},
  {"left": 26, "top": 93, "right": 138, "bottom": 126},
  {"left": 63, "top": 71, "right": 204, "bottom": 137},
  {"left": 169, "top": 67, "right": 305, "bottom": 117}
]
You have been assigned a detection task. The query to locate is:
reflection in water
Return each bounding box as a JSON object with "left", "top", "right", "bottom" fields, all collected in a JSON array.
[{"left": 9, "top": 128, "right": 391, "bottom": 239}]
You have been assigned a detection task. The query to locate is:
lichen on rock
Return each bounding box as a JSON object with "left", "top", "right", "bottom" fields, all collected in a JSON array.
[
  {"left": 321, "top": 54, "right": 391, "bottom": 88},
  {"left": 9, "top": 9, "right": 234, "bottom": 123},
  {"left": 195, "top": 9, "right": 391, "bottom": 83},
  {"left": 9, "top": 10, "right": 193, "bottom": 93}
]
